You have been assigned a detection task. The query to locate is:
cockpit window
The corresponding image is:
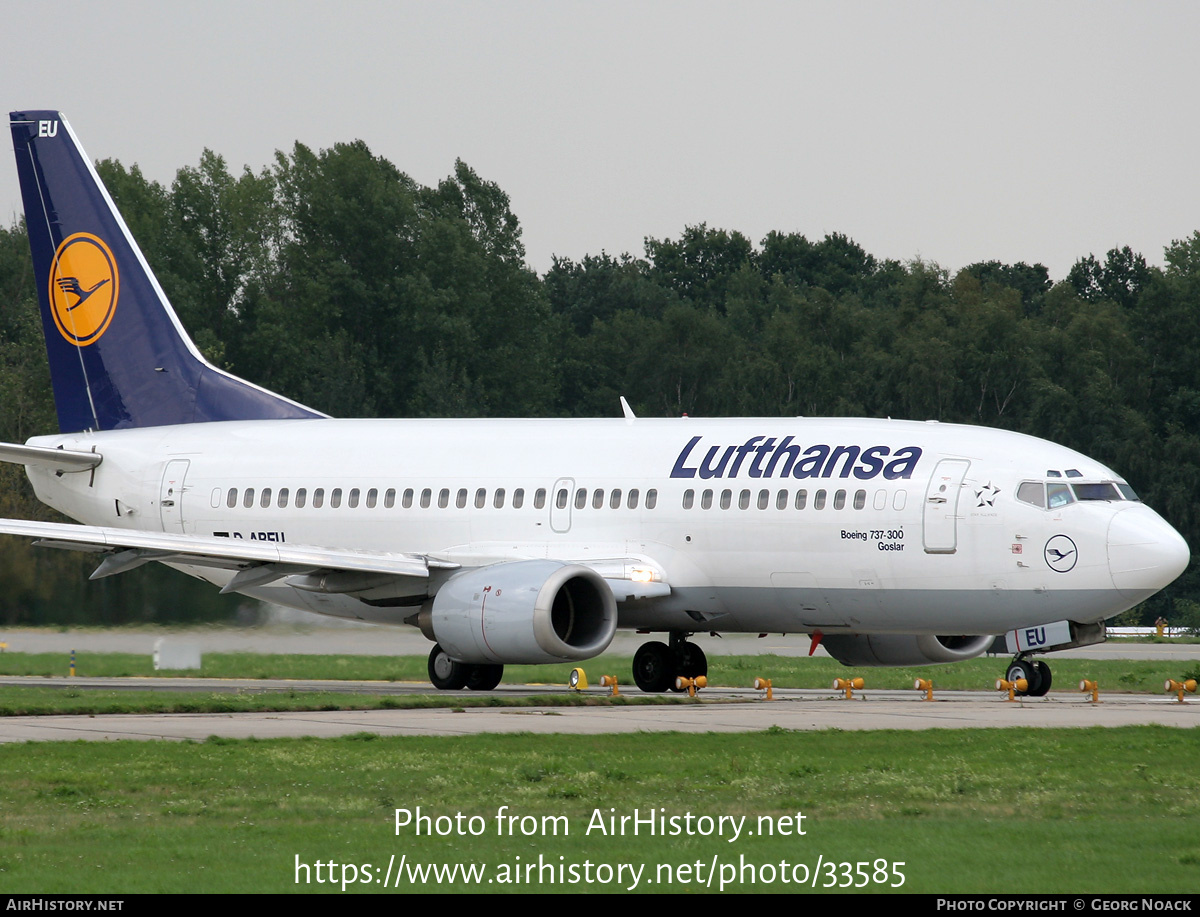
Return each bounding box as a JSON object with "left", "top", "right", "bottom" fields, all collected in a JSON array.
[
  {"left": 1046, "top": 470, "right": 1062, "bottom": 478},
  {"left": 1047, "top": 482, "right": 1075, "bottom": 508},
  {"left": 1117, "top": 483, "right": 1140, "bottom": 501},
  {"left": 1065, "top": 469, "right": 1082, "bottom": 478},
  {"left": 1072, "top": 482, "right": 1120, "bottom": 501},
  {"left": 1017, "top": 482, "right": 1045, "bottom": 508}
]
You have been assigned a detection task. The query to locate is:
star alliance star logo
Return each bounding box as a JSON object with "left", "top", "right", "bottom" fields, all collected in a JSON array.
[{"left": 975, "top": 482, "right": 1000, "bottom": 507}]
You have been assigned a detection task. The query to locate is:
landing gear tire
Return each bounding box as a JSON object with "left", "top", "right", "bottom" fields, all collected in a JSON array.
[
  {"left": 466, "top": 663, "right": 504, "bottom": 692},
  {"left": 669, "top": 642, "right": 708, "bottom": 692},
  {"left": 679, "top": 643, "right": 708, "bottom": 679},
  {"left": 428, "top": 644, "right": 469, "bottom": 690},
  {"left": 1029, "top": 661, "right": 1052, "bottom": 697},
  {"left": 1006, "top": 660, "right": 1041, "bottom": 697},
  {"left": 633, "top": 641, "right": 676, "bottom": 693}
]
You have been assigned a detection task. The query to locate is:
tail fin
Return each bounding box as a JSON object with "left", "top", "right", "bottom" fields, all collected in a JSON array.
[{"left": 9, "top": 110, "right": 324, "bottom": 432}]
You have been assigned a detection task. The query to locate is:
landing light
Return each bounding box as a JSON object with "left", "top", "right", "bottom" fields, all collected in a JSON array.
[
  {"left": 630, "top": 568, "right": 655, "bottom": 583},
  {"left": 995, "top": 678, "right": 1028, "bottom": 701},
  {"left": 833, "top": 677, "right": 864, "bottom": 700},
  {"left": 675, "top": 675, "right": 707, "bottom": 697},
  {"left": 569, "top": 667, "right": 587, "bottom": 690},
  {"left": 1165, "top": 679, "right": 1197, "bottom": 703}
]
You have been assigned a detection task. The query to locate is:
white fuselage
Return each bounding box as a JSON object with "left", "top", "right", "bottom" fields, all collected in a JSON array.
[{"left": 25, "top": 415, "right": 1189, "bottom": 637}]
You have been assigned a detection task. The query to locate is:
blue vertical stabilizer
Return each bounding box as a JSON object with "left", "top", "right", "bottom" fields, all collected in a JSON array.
[{"left": 10, "top": 110, "right": 324, "bottom": 432}]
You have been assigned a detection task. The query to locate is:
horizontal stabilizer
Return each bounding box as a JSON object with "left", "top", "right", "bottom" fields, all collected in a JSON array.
[{"left": 0, "top": 441, "right": 101, "bottom": 472}]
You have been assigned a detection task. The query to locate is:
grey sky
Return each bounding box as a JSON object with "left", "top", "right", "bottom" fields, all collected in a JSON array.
[{"left": 5, "top": 1, "right": 1198, "bottom": 280}]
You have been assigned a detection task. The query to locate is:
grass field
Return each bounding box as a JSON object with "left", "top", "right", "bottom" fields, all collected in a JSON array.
[
  {"left": 2, "top": 650, "right": 1196, "bottom": 895},
  {"left": 0, "top": 727, "right": 1196, "bottom": 894}
]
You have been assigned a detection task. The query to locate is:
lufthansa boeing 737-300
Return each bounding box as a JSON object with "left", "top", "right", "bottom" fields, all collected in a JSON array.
[{"left": 0, "top": 110, "right": 1190, "bottom": 694}]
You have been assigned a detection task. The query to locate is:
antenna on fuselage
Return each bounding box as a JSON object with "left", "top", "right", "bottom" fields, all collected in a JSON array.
[{"left": 620, "top": 396, "right": 636, "bottom": 424}]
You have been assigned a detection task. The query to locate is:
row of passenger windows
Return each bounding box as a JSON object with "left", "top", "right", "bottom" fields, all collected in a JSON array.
[
  {"left": 682, "top": 487, "right": 906, "bottom": 512},
  {"left": 213, "top": 486, "right": 660, "bottom": 511}
]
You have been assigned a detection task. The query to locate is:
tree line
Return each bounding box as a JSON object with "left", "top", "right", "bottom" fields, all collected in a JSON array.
[{"left": 0, "top": 138, "right": 1196, "bottom": 625}]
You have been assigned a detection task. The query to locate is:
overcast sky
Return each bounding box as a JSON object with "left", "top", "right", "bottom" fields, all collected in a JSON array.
[{"left": 5, "top": 1, "right": 1198, "bottom": 281}]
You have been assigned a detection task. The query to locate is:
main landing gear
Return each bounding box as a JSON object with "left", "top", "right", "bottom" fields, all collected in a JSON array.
[
  {"left": 1005, "top": 657, "right": 1052, "bottom": 697},
  {"left": 632, "top": 632, "right": 708, "bottom": 693},
  {"left": 427, "top": 644, "right": 504, "bottom": 691}
]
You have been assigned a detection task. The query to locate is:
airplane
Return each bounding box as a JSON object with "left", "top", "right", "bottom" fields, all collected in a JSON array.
[{"left": 1, "top": 109, "right": 1190, "bottom": 695}]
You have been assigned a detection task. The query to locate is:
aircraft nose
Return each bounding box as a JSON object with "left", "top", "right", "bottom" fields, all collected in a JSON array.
[{"left": 1107, "top": 507, "right": 1190, "bottom": 601}]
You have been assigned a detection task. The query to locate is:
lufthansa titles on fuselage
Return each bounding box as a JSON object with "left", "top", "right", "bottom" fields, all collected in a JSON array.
[{"left": 670, "top": 435, "right": 922, "bottom": 481}]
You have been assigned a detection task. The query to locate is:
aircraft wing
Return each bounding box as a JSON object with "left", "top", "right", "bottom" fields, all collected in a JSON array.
[
  {"left": 0, "top": 518, "right": 444, "bottom": 596},
  {"left": 0, "top": 518, "right": 669, "bottom": 602}
]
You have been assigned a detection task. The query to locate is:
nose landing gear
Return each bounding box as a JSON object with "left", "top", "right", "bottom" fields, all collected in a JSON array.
[{"left": 1005, "top": 658, "right": 1052, "bottom": 697}]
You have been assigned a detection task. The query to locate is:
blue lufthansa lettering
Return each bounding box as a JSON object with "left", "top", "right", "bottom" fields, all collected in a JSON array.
[{"left": 670, "top": 437, "right": 923, "bottom": 481}]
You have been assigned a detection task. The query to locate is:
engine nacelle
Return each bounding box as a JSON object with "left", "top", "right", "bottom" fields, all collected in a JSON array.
[
  {"left": 427, "top": 560, "right": 617, "bottom": 664},
  {"left": 821, "top": 633, "right": 993, "bottom": 667}
]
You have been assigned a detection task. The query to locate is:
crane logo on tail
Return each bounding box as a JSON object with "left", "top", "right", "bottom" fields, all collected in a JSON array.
[{"left": 48, "top": 233, "right": 119, "bottom": 346}]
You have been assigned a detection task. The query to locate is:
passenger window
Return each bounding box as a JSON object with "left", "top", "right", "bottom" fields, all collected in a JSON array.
[
  {"left": 296, "top": 488, "right": 307, "bottom": 508},
  {"left": 331, "top": 488, "right": 343, "bottom": 508},
  {"left": 873, "top": 489, "right": 886, "bottom": 511},
  {"left": 260, "top": 488, "right": 272, "bottom": 508},
  {"left": 278, "top": 488, "right": 290, "bottom": 508},
  {"left": 795, "top": 489, "right": 807, "bottom": 510},
  {"left": 348, "top": 488, "right": 360, "bottom": 508},
  {"left": 367, "top": 488, "right": 378, "bottom": 509},
  {"left": 420, "top": 488, "right": 431, "bottom": 509},
  {"left": 739, "top": 489, "right": 750, "bottom": 510},
  {"left": 814, "top": 490, "right": 827, "bottom": 510},
  {"left": 457, "top": 488, "right": 468, "bottom": 509},
  {"left": 646, "top": 489, "right": 657, "bottom": 509},
  {"left": 384, "top": 488, "right": 395, "bottom": 509},
  {"left": 1017, "top": 482, "right": 1045, "bottom": 508},
  {"left": 833, "top": 489, "right": 846, "bottom": 510},
  {"left": 756, "top": 489, "right": 769, "bottom": 510},
  {"left": 609, "top": 489, "right": 622, "bottom": 509},
  {"left": 575, "top": 488, "right": 587, "bottom": 510},
  {"left": 210, "top": 488, "right": 221, "bottom": 509},
  {"left": 314, "top": 488, "right": 325, "bottom": 508},
  {"left": 556, "top": 489, "right": 568, "bottom": 510},
  {"left": 243, "top": 488, "right": 255, "bottom": 508},
  {"left": 514, "top": 488, "right": 526, "bottom": 509},
  {"left": 438, "top": 488, "right": 449, "bottom": 509},
  {"left": 402, "top": 488, "right": 413, "bottom": 509},
  {"left": 627, "top": 489, "right": 639, "bottom": 509},
  {"left": 593, "top": 489, "right": 605, "bottom": 509},
  {"left": 494, "top": 488, "right": 505, "bottom": 509},
  {"left": 682, "top": 489, "right": 695, "bottom": 510},
  {"left": 776, "top": 489, "right": 788, "bottom": 510},
  {"left": 893, "top": 490, "right": 906, "bottom": 511},
  {"left": 475, "top": 488, "right": 486, "bottom": 509},
  {"left": 854, "top": 490, "right": 866, "bottom": 510},
  {"left": 720, "top": 489, "right": 732, "bottom": 510},
  {"left": 702, "top": 489, "right": 713, "bottom": 510},
  {"left": 227, "top": 488, "right": 238, "bottom": 509}
]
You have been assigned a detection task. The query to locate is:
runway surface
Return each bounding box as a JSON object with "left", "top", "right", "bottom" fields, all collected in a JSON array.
[{"left": 1, "top": 626, "right": 1196, "bottom": 742}]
